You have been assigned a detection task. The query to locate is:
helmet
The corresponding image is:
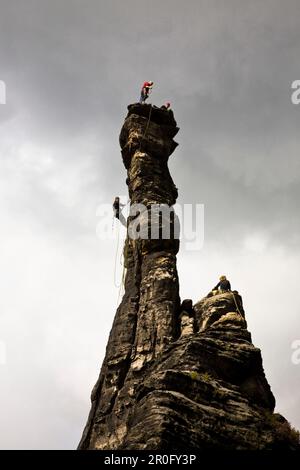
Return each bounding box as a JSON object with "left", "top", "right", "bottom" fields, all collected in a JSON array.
[
  {"left": 149, "top": 81, "right": 153, "bottom": 85},
  {"left": 219, "top": 275, "right": 227, "bottom": 281}
]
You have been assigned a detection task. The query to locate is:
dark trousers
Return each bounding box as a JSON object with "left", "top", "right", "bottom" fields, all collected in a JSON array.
[{"left": 139, "top": 89, "right": 149, "bottom": 103}]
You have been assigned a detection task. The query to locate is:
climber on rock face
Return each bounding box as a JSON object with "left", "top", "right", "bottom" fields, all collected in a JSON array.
[
  {"left": 179, "top": 299, "right": 194, "bottom": 337},
  {"left": 139, "top": 81, "right": 153, "bottom": 104},
  {"left": 213, "top": 275, "right": 231, "bottom": 292},
  {"left": 113, "top": 196, "right": 126, "bottom": 227},
  {"left": 161, "top": 102, "right": 171, "bottom": 110}
]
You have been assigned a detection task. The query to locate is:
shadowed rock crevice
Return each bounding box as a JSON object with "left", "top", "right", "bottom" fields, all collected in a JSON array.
[{"left": 78, "top": 104, "right": 300, "bottom": 450}]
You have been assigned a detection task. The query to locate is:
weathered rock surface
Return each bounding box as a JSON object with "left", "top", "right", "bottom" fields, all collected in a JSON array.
[{"left": 78, "top": 104, "right": 299, "bottom": 450}]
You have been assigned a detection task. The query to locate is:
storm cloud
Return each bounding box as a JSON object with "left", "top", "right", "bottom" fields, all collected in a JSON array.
[{"left": 0, "top": 0, "right": 299, "bottom": 449}]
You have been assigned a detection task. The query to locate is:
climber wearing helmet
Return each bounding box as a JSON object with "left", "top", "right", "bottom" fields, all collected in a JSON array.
[
  {"left": 139, "top": 81, "right": 154, "bottom": 104},
  {"left": 213, "top": 275, "right": 231, "bottom": 292}
]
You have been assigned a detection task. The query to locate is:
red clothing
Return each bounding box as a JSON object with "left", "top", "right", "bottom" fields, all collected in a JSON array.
[{"left": 141, "top": 81, "right": 152, "bottom": 90}]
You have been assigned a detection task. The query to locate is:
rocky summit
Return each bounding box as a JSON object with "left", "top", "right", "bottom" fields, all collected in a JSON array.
[{"left": 78, "top": 104, "right": 299, "bottom": 451}]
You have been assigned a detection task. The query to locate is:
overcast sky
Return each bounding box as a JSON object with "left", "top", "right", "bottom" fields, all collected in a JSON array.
[{"left": 0, "top": 0, "right": 299, "bottom": 449}]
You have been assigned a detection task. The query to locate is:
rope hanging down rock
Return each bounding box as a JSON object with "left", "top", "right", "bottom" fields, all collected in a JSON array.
[
  {"left": 231, "top": 291, "right": 244, "bottom": 318},
  {"left": 139, "top": 104, "right": 153, "bottom": 149}
]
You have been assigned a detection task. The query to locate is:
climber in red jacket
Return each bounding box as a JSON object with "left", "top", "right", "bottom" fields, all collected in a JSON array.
[{"left": 139, "top": 81, "right": 153, "bottom": 104}]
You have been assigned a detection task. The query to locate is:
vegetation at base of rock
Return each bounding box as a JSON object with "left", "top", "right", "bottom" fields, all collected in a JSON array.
[{"left": 264, "top": 411, "right": 300, "bottom": 448}]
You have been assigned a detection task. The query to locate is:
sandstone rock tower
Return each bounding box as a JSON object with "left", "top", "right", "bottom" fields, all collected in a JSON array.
[{"left": 78, "top": 104, "right": 299, "bottom": 450}]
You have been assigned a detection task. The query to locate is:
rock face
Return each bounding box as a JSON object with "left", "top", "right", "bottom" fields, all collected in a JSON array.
[{"left": 78, "top": 104, "right": 299, "bottom": 450}]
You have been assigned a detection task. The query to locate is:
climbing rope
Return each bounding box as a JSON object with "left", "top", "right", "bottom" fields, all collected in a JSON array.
[
  {"left": 231, "top": 291, "right": 244, "bottom": 318},
  {"left": 143, "top": 104, "right": 153, "bottom": 139},
  {"left": 113, "top": 104, "right": 152, "bottom": 301},
  {"left": 139, "top": 104, "right": 153, "bottom": 149},
  {"left": 113, "top": 222, "right": 127, "bottom": 287},
  {"left": 116, "top": 262, "right": 127, "bottom": 308},
  {"left": 113, "top": 199, "right": 131, "bottom": 309},
  {"left": 113, "top": 221, "right": 121, "bottom": 288},
  {"left": 113, "top": 197, "right": 131, "bottom": 287}
]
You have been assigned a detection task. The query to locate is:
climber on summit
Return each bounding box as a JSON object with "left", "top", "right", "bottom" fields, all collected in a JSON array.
[
  {"left": 161, "top": 102, "right": 171, "bottom": 110},
  {"left": 113, "top": 197, "right": 126, "bottom": 227},
  {"left": 139, "top": 81, "right": 153, "bottom": 104},
  {"left": 213, "top": 275, "right": 231, "bottom": 292}
]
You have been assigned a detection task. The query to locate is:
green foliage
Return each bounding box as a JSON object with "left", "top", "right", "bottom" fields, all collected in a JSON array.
[
  {"left": 187, "top": 371, "right": 213, "bottom": 382},
  {"left": 189, "top": 371, "right": 199, "bottom": 381},
  {"left": 201, "top": 372, "right": 212, "bottom": 383}
]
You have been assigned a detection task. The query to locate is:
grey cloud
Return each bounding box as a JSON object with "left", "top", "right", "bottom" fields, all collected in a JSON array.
[{"left": 0, "top": 0, "right": 299, "bottom": 448}]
